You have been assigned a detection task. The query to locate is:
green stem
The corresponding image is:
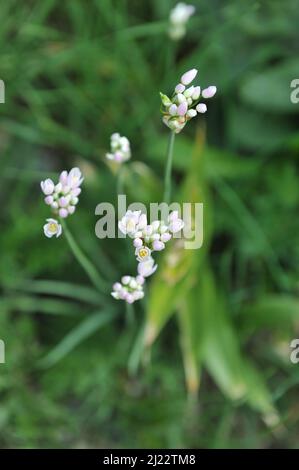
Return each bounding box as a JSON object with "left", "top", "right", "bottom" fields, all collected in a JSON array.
[
  {"left": 163, "top": 131, "right": 176, "bottom": 203},
  {"left": 60, "top": 219, "right": 107, "bottom": 293},
  {"left": 116, "top": 165, "right": 125, "bottom": 195},
  {"left": 125, "top": 302, "right": 135, "bottom": 326}
]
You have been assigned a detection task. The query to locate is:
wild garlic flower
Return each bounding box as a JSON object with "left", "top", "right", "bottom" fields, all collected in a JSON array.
[
  {"left": 111, "top": 275, "right": 145, "bottom": 303},
  {"left": 112, "top": 212, "right": 184, "bottom": 304},
  {"left": 41, "top": 167, "right": 83, "bottom": 219},
  {"left": 43, "top": 218, "right": 62, "bottom": 238},
  {"left": 118, "top": 210, "right": 147, "bottom": 237},
  {"left": 119, "top": 210, "right": 184, "bottom": 254},
  {"left": 168, "top": 3, "right": 195, "bottom": 40},
  {"left": 160, "top": 68, "right": 217, "bottom": 133},
  {"left": 106, "top": 133, "right": 131, "bottom": 164},
  {"left": 137, "top": 257, "right": 158, "bottom": 278}
]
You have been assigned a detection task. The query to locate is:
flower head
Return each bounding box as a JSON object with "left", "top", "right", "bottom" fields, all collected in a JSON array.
[
  {"left": 131, "top": 212, "right": 184, "bottom": 252},
  {"left": 118, "top": 210, "right": 147, "bottom": 237},
  {"left": 169, "top": 3, "right": 195, "bottom": 40},
  {"left": 43, "top": 218, "right": 62, "bottom": 238},
  {"left": 137, "top": 257, "right": 158, "bottom": 278},
  {"left": 111, "top": 275, "right": 144, "bottom": 303},
  {"left": 135, "top": 245, "right": 151, "bottom": 262},
  {"left": 160, "top": 69, "right": 217, "bottom": 133},
  {"left": 41, "top": 167, "right": 83, "bottom": 219},
  {"left": 106, "top": 133, "right": 131, "bottom": 164}
]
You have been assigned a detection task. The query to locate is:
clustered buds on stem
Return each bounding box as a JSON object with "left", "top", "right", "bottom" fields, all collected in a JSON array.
[
  {"left": 111, "top": 275, "right": 145, "bottom": 303},
  {"left": 168, "top": 3, "right": 195, "bottom": 40},
  {"left": 111, "top": 210, "right": 184, "bottom": 303},
  {"left": 160, "top": 68, "right": 217, "bottom": 133},
  {"left": 106, "top": 133, "right": 131, "bottom": 164},
  {"left": 41, "top": 167, "right": 83, "bottom": 238}
]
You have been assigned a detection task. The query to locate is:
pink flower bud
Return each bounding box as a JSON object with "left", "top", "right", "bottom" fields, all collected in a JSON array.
[
  {"left": 44, "top": 195, "right": 53, "bottom": 205},
  {"left": 161, "top": 232, "right": 172, "bottom": 242},
  {"left": 133, "top": 238, "right": 143, "bottom": 248},
  {"left": 59, "top": 197, "right": 68, "bottom": 207},
  {"left": 58, "top": 208, "right": 68, "bottom": 218},
  {"left": 181, "top": 68, "right": 197, "bottom": 86},
  {"left": 169, "top": 104, "right": 178, "bottom": 116},
  {"left": 175, "top": 83, "right": 185, "bottom": 93},
  {"left": 177, "top": 101, "right": 188, "bottom": 116},
  {"left": 113, "top": 282, "right": 122, "bottom": 291},
  {"left": 152, "top": 240, "right": 165, "bottom": 251},
  {"left": 59, "top": 170, "right": 68, "bottom": 185},
  {"left": 202, "top": 86, "right": 217, "bottom": 99},
  {"left": 68, "top": 205, "right": 75, "bottom": 215}
]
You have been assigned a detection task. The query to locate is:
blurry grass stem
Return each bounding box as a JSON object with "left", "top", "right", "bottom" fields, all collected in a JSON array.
[
  {"left": 163, "top": 131, "right": 176, "bottom": 203},
  {"left": 116, "top": 165, "right": 125, "bottom": 195},
  {"left": 60, "top": 219, "right": 107, "bottom": 293}
]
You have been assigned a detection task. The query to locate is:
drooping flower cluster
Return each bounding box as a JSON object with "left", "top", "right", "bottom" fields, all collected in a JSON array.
[
  {"left": 111, "top": 210, "right": 184, "bottom": 303},
  {"left": 111, "top": 275, "right": 145, "bottom": 304},
  {"left": 168, "top": 3, "right": 195, "bottom": 40},
  {"left": 160, "top": 68, "right": 217, "bottom": 133},
  {"left": 41, "top": 167, "right": 83, "bottom": 238},
  {"left": 106, "top": 133, "right": 131, "bottom": 164}
]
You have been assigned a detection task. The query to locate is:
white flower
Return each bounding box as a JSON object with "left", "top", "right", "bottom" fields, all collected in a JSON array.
[
  {"left": 137, "top": 257, "right": 158, "bottom": 278},
  {"left": 43, "top": 218, "right": 62, "bottom": 238},
  {"left": 106, "top": 133, "right": 131, "bottom": 163},
  {"left": 135, "top": 245, "right": 151, "bottom": 262},
  {"left": 160, "top": 69, "right": 217, "bottom": 133},
  {"left": 168, "top": 211, "right": 184, "bottom": 233},
  {"left": 111, "top": 275, "right": 144, "bottom": 303},
  {"left": 67, "top": 167, "right": 84, "bottom": 188},
  {"left": 41, "top": 178, "right": 55, "bottom": 196},
  {"left": 41, "top": 168, "right": 83, "bottom": 223},
  {"left": 169, "top": 3, "right": 195, "bottom": 40},
  {"left": 118, "top": 210, "right": 147, "bottom": 237}
]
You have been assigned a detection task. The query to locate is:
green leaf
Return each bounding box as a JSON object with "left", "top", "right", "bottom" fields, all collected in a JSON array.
[
  {"left": 38, "top": 309, "right": 117, "bottom": 368},
  {"left": 240, "top": 295, "right": 299, "bottom": 330},
  {"left": 14, "top": 279, "right": 104, "bottom": 306}
]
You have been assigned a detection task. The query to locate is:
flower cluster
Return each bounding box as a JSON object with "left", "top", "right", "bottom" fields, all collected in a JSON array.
[
  {"left": 41, "top": 167, "right": 83, "bottom": 238},
  {"left": 168, "top": 3, "right": 195, "bottom": 40},
  {"left": 111, "top": 275, "right": 145, "bottom": 304},
  {"left": 160, "top": 68, "right": 217, "bottom": 133},
  {"left": 111, "top": 210, "right": 184, "bottom": 303},
  {"left": 106, "top": 133, "right": 131, "bottom": 164}
]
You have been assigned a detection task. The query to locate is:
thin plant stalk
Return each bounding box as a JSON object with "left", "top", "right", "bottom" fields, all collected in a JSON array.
[
  {"left": 125, "top": 302, "right": 135, "bottom": 326},
  {"left": 60, "top": 218, "right": 107, "bottom": 293},
  {"left": 163, "top": 130, "right": 176, "bottom": 203},
  {"left": 116, "top": 165, "right": 125, "bottom": 195}
]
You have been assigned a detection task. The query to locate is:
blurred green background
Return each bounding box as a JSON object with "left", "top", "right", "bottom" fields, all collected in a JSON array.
[{"left": 1, "top": 0, "right": 299, "bottom": 449}]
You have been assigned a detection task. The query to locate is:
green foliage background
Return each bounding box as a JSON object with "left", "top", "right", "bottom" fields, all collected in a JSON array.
[{"left": 1, "top": 0, "right": 299, "bottom": 448}]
